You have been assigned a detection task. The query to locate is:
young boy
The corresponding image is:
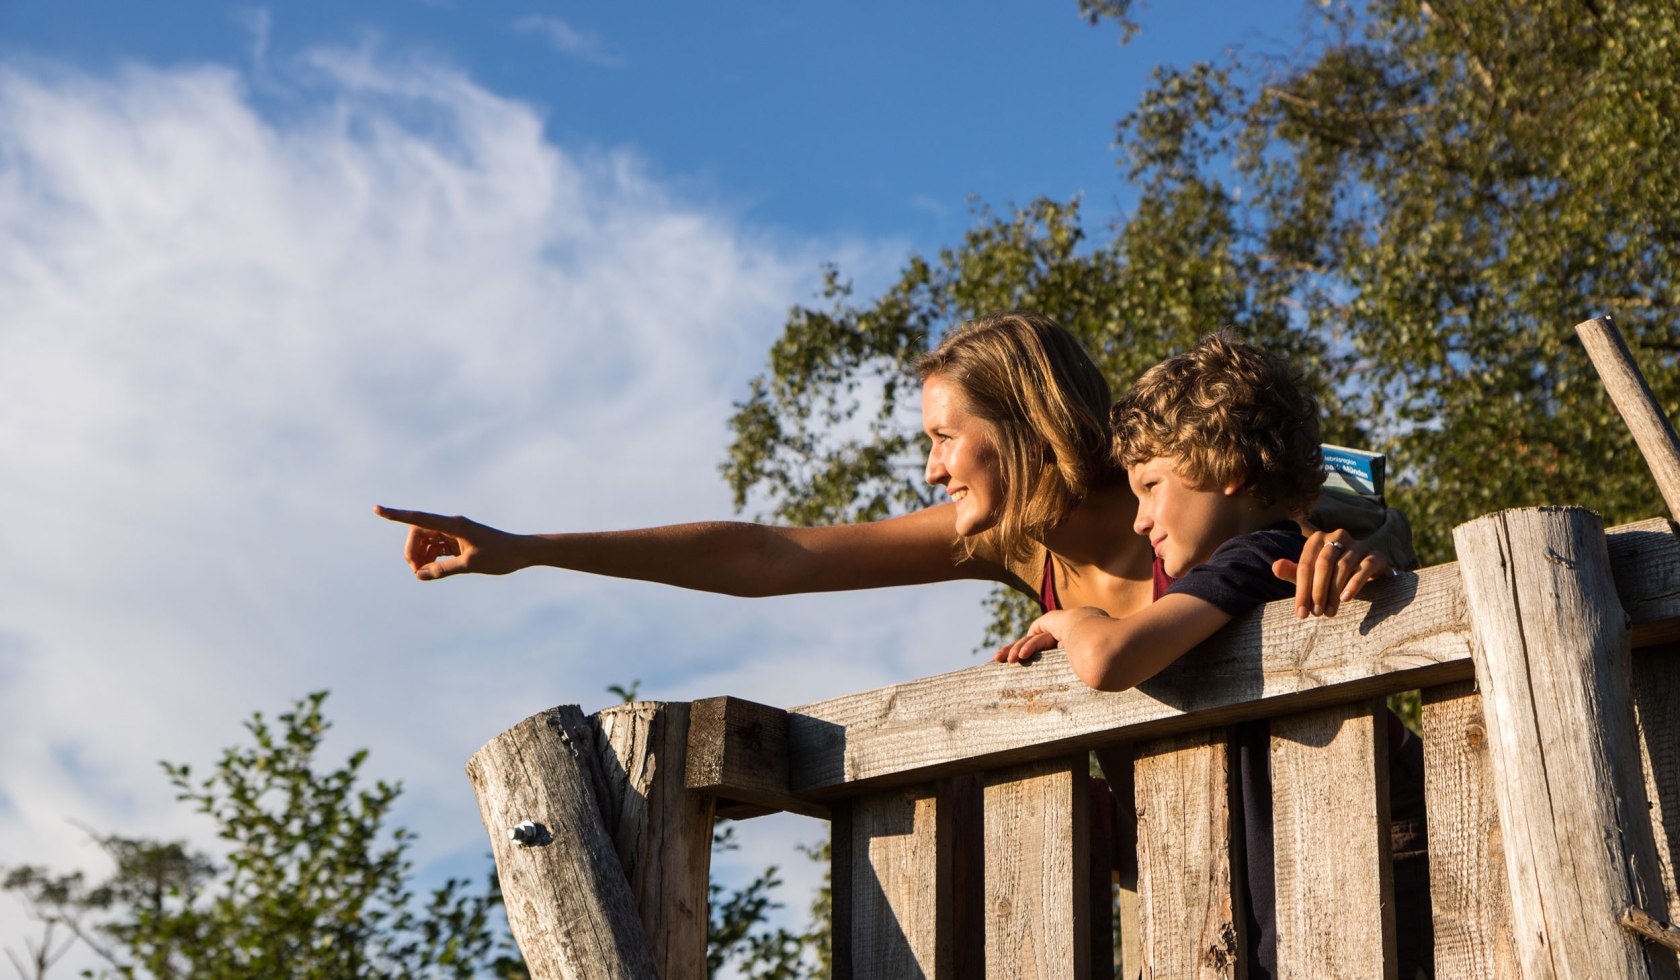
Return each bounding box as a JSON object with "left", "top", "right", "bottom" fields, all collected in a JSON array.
[{"left": 997, "top": 331, "right": 1324, "bottom": 692}]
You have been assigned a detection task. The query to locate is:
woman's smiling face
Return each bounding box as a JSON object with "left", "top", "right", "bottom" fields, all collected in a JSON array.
[{"left": 921, "top": 373, "right": 1004, "bottom": 537}]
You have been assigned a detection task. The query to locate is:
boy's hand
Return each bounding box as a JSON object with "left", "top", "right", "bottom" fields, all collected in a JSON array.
[
  {"left": 1273, "top": 528, "right": 1393, "bottom": 618},
  {"left": 994, "top": 607, "right": 1109, "bottom": 664}
]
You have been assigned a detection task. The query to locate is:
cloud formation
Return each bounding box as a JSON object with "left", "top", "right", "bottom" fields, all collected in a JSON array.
[
  {"left": 0, "top": 45, "right": 988, "bottom": 969},
  {"left": 512, "top": 15, "right": 627, "bottom": 68}
]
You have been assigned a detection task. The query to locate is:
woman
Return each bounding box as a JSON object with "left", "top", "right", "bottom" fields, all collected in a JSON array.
[{"left": 377, "top": 312, "right": 1403, "bottom": 628}]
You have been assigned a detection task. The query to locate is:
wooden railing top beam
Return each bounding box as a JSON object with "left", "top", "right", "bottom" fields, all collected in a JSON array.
[{"left": 687, "top": 518, "right": 1680, "bottom": 810}]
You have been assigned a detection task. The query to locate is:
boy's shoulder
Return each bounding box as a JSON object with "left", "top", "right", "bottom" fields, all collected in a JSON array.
[{"left": 1164, "top": 521, "right": 1304, "bottom": 616}]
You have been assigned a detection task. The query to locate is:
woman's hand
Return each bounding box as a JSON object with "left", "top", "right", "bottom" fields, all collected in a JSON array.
[
  {"left": 994, "top": 607, "right": 1110, "bottom": 664},
  {"left": 375, "top": 506, "right": 533, "bottom": 580},
  {"left": 1272, "top": 527, "right": 1393, "bottom": 618}
]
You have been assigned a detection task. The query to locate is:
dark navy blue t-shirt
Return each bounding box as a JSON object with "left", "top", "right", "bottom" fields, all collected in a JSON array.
[{"left": 1160, "top": 521, "right": 1304, "bottom": 614}]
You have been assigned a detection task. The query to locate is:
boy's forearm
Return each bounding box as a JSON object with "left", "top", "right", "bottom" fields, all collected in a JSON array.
[
  {"left": 1062, "top": 594, "right": 1237, "bottom": 692},
  {"left": 1063, "top": 616, "right": 1154, "bottom": 692}
]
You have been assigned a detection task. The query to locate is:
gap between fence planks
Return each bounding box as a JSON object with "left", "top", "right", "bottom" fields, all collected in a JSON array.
[{"left": 673, "top": 518, "right": 1678, "bottom": 803}]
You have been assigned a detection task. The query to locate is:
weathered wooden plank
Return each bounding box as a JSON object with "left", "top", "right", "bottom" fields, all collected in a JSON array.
[
  {"left": 685, "top": 696, "right": 828, "bottom": 819},
  {"left": 780, "top": 519, "right": 1679, "bottom": 798},
  {"left": 1420, "top": 681, "right": 1517, "bottom": 979},
  {"left": 466, "top": 705, "right": 657, "bottom": 980},
  {"left": 983, "top": 756, "right": 1089, "bottom": 980},
  {"left": 593, "top": 702, "right": 713, "bottom": 980},
  {"left": 1456, "top": 507, "right": 1677, "bottom": 978},
  {"left": 1133, "top": 729, "right": 1237, "bottom": 978},
  {"left": 1577, "top": 315, "right": 1680, "bottom": 521},
  {"left": 1633, "top": 643, "right": 1680, "bottom": 927},
  {"left": 1270, "top": 701, "right": 1395, "bottom": 979},
  {"left": 835, "top": 783, "right": 948, "bottom": 979}
]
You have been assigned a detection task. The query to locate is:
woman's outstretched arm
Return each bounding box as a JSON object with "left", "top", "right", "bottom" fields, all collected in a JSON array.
[{"left": 374, "top": 503, "right": 1014, "bottom": 597}]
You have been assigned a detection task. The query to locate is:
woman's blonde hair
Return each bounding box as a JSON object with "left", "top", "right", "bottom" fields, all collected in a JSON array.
[{"left": 916, "top": 311, "right": 1121, "bottom": 564}]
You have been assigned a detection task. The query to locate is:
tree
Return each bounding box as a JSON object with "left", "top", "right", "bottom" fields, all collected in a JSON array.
[
  {"left": 3, "top": 692, "right": 522, "bottom": 979},
  {"left": 724, "top": 0, "right": 1680, "bottom": 632}
]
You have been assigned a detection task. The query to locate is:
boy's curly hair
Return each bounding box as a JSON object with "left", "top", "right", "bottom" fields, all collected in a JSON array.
[{"left": 1112, "top": 332, "right": 1324, "bottom": 515}]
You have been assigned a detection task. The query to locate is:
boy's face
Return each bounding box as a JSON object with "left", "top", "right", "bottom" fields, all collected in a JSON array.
[{"left": 1128, "top": 455, "right": 1248, "bottom": 578}]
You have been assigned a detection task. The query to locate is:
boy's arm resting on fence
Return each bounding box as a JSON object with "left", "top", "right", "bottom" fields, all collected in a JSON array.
[
  {"left": 995, "top": 595, "right": 1235, "bottom": 692},
  {"left": 374, "top": 503, "right": 1017, "bottom": 596}
]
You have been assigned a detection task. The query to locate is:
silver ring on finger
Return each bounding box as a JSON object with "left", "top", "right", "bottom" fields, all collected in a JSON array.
[{"left": 1328, "top": 540, "right": 1347, "bottom": 552}]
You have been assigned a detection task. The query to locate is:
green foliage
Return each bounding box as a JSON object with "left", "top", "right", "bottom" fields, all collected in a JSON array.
[
  {"left": 705, "top": 825, "right": 827, "bottom": 980},
  {"left": 2, "top": 692, "right": 522, "bottom": 980},
  {"left": 725, "top": 0, "right": 1680, "bottom": 634},
  {"left": 1123, "top": 0, "right": 1680, "bottom": 563}
]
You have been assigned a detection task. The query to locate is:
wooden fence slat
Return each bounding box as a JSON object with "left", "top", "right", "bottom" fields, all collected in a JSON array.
[
  {"left": 1420, "top": 681, "right": 1518, "bottom": 979},
  {"left": 1133, "top": 729, "right": 1237, "bottom": 979},
  {"left": 1634, "top": 643, "right": 1680, "bottom": 926},
  {"left": 1455, "top": 507, "right": 1677, "bottom": 978},
  {"left": 593, "top": 702, "right": 714, "bottom": 980},
  {"left": 983, "top": 756, "right": 1089, "bottom": 980},
  {"left": 832, "top": 783, "right": 948, "bottom": 979},
  {"left": 1270, "top": 701, "right": 1396, "bottom": 979}
]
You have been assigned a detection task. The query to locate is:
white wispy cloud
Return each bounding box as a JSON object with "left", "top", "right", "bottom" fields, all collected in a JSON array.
[
  {"left": 512, "top": 15, "right": 627, "bottom": 68},
  {"left": 0, "top": 45, "right": 979, "bottom": 972}
]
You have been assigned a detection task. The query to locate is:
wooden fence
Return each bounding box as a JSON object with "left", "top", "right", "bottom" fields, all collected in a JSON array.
[{"left": 465, "top": 318, "right": 1680, "bottom": 978}]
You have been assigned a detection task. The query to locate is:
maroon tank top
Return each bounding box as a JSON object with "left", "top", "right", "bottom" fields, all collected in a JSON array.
[
  {"left": 1038, "top": 553, "right": 1061, "bottom": 611},
  {"left": 1040, "top": 553, "right": 1177, "bottom": 610}
]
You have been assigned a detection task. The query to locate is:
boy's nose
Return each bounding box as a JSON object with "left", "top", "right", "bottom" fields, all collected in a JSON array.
[{"left": 1133, "top": 511, "right": 1153, "bottom": 537}]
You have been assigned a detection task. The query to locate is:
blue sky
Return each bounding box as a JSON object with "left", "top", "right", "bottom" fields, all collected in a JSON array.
[{"left": 0, "top": 1, "right": 1308, "bottom": 972}]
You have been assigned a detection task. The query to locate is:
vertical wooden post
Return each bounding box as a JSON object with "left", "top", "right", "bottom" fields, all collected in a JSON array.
[
  {"left": 1421, "top": 681, "right": 1518, "bottom": 978},
  {"left": 831, "top": 783, "right": 949, "bottom": 978},
  {"left": 466, "top": 704, "right": 658, "bottom": 980},
  {"left": 1270, "top": 701, "right": 1396, "bottom": 978},
  {"left": 1576, "top": 316, "right": 1680, "bottom": 521},
  {"left": 983, "top": 756, "right": 1090, "bottom": 979},
  {"left": 1455, "top": 506, "right": 1676, "bottom": 978},
  {"left": 1133, "top": 730, "right": 1237, "bottom": 978},
  {"left": 594, "top": 702, "right": 715, "bottom": 980}
]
